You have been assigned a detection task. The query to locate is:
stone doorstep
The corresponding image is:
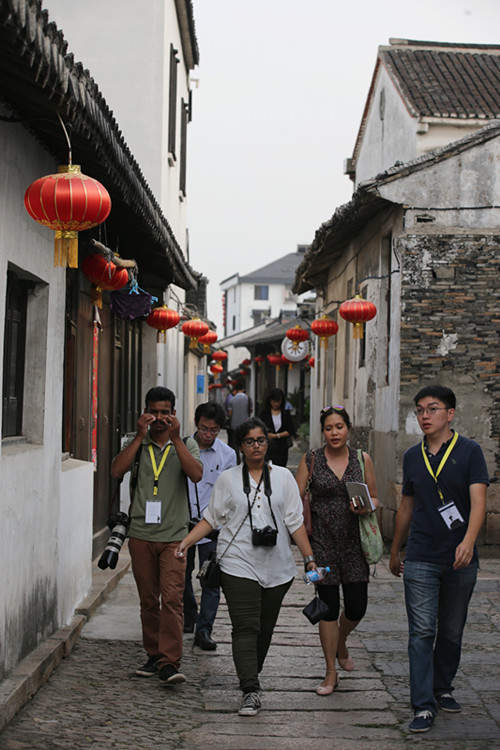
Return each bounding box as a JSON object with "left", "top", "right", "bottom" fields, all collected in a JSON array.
[{"left": 0, "top": 552, "right": 131, "bottom": 733}]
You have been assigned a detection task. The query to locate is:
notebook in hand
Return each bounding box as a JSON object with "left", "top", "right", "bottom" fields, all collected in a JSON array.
[{"left": 344, "top": 482, "right": 375, "bottom": 512}]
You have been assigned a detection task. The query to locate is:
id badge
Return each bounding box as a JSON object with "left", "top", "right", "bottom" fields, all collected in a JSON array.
[
  {"left": 145, "top": 501, "right": 162, "bottom": 524},
  {"left": 437, "top": 501, "right": 465, "bottom": 531}
]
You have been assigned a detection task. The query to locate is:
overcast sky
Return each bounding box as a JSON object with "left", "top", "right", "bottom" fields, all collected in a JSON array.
[{"left": 187, "top": 0, "right": 500, "bottom": 329}]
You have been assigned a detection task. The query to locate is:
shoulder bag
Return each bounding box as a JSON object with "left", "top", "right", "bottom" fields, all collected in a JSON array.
[{"left": 356, "top": 449, "right": 383, "bottom": 565}]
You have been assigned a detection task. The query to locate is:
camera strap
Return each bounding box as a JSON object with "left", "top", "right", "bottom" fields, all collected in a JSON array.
[{"left": 242, "top": 462, "right": 278, "bottom": 532}]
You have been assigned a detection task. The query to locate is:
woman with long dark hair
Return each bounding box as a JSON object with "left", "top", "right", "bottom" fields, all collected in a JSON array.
[
  {"left": 258, "top": 387, "right": 295, "bottom": 467},
  {"left": 176, "top": 417, "right": 315, "bottom": 716},
  {"left": 295, "top": 406, "right": 379, "bottom": 695}
]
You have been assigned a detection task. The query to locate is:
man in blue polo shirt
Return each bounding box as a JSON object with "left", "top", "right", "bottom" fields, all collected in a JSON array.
[
  {"left": 183, "top": 402, "right": 237, "bottom": 650},
  {"left": 390, "top": 385, "right": 488, "bottom": 734}
]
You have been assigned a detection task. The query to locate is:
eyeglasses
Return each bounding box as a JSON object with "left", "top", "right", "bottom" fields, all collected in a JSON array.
[
  {"left": 320, "top": 405, "right": 344, "bottom": 414},
  {"left": 414, "top": 407, "right": 448, "bottom": 417},
  {"left": 241, "top": 436, "right": 269, "bottom": 447},
  {"left": 197, "top": 426, "right": 221, "bottom": 435}
]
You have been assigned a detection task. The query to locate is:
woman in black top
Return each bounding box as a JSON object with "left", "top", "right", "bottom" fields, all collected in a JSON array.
[{"left": 259, "top": 388, "right": 295, "bottom": 467}]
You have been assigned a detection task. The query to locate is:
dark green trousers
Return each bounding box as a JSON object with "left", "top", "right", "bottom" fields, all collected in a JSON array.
[{"left": 221, "top": 571, "right": 293, "bottom": 693}]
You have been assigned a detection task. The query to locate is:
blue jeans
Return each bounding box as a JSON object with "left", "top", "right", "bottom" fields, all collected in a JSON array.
[
  {"left": 183, "top": 540, "right": 220, "bottom": 636},
  {"left": 403, "top": 559, "right": 477, "bottom": 715}
]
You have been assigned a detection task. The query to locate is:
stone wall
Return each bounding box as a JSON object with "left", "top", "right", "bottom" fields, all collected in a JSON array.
[{"left": 397, "top": 233, "right": 500, "bottom": 545}]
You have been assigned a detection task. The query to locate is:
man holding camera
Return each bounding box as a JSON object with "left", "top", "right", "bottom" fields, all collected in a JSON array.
[
  {"left": 111, "top": 386, "right": 202, "bottom": 685},
  {"left": 184, "top": 402, "right": 237, "bottom": 650}
]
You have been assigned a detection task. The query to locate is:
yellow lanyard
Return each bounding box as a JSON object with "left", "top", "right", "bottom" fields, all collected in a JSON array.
[
  {"left": 148, "top": 443, "right": 171, "bottom": 497},
  {"left": 421, "top": 431, "right": 459, "bottom": 504}
]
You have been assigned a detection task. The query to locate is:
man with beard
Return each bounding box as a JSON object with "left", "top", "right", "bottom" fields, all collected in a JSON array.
[{"left": 111, "top": 386, "right": 202, "bottom": 686}]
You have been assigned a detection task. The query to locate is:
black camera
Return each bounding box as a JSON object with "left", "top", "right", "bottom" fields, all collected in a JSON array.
[
  {"left": 189, "top": 517, "right": 219, "bottom": 542},
  {"left": 98, "top": 512, "right": 130, "bottom": 570},
  {"left": 252, "top": 525, "right": 278, "bottom": 547}
]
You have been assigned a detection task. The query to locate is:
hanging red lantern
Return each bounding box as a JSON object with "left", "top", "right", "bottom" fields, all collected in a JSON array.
[
  {"left": 267, "top": 353, "right": 283, "bottom": 372},
  {"left": 306, "top": 356, "right": 315, "bottom": 369},
  {"left": 286, "top": 325, "right": 309, "bottom": 351},
  {"left": 241, "top": 358, "right": 251, "bottom": 367},
  {"left": 209, "top": 363, "right": 224, "bottom": 379},
  {"left": 339, "top": 294, "right": 377, "bottom": 339},
  {"left": 212, "top": 350, "right": 228, "bottom": 364},
  {"left": 182, "top": 318, "right": 209, "bottom": 348},
  {"left": 311, "top": 315, "right": 339, "bottom": 349},
  {"left": 81, "top": 252, "right": 129, "bottom": 308},
  {"left": 24, "top": 164, "right": 111, "bottom": 268},
  {"left": 254, "top": 355, "right": 265, "bottom": 367},
  {"left": 280, "top": 354, "right": 293, "bottom": 371},
  {"left": 146, "top": 305, "right": 180, "bottom": 343},
  {"left": 198, "top": 329, "right": 218, "bottom": 353}
]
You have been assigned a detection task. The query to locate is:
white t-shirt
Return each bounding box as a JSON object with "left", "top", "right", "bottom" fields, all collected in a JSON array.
[{"left": 203, "top": 463, "right": 304, "bottom": 587}]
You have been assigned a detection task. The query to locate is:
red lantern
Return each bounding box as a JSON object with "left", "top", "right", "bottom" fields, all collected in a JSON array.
[
  {"left": 306, "top": 356, "right": 315, "bottom": 369},
  {"left": 254, "top": 355, "right": 265, "bottom": 367},
  {"left": 146, "top": 305, "right": 180, "bottom": 343},
  {"left": 198, "top": 329, "right": 218, "bottom": 353},
  {"left": 182, "top": 318, "right": 209, "bottom": 348},
  {"left": 81, "top": 252, "right": 129, "bottom": 308},
  {"left": 339, "top": 294, "right": 377, "bottom": 339},
  {"left": 209, "top": 363, "right": 224, "bottom": 379},
  {"left": 241, "top": 358, "right": 251, "bottom": 367},
  {"left": 267, "top": 353, "right": 283, "bottom": 372},
  {"left": 286, "top": 325, "right": 309, "bottom": 352},
  {"left": 212, "top": 350, "right": 228, "bottom": 363},
  {"left": 311, "top": 316, "right": 339, "bottom": 349},
  {"left": 24, "top": 164, "right": 111, "bottom": 268},
  {"left": 280, "top": 354, "right": 293, "bottom": 371}
]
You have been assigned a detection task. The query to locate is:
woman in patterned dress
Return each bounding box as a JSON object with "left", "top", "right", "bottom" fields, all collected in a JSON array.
[{"left": 295, "top": 406, "right": 379, "bottom": 695}]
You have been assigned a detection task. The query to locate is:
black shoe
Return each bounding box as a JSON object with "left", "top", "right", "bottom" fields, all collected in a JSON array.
[
  {"left": 194, "top": 631, "right": 217, "bottom": 650},
  {"left": 158, "top": 664, "right": 187, "bottom": 685},
  {"left": 183, "top": 622, "right": 195, "bottom": 633},
  {"left": 135, "top": 656, "right": 159, "bottom": 677},
  {"left": 436, "top": 693, "right": 462, "bottom": 713}
]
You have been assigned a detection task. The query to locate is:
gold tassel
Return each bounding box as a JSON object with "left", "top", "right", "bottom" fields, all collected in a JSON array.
[
  {"left": 90, "top": 285, "right": 103, "bottom": 308},
  {"left": 53, "top": 230, "right": 78, "bottom": 268},
  {"left": 189, "top": 338, "right": 197, "bottom": 349},
  {"left": 353, "top": 323, "right": 363, "bottom": 339}
]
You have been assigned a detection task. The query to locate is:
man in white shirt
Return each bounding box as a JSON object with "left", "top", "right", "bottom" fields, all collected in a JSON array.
[{"left": 184, "top": 402, "right": 237, "bottom": 649}]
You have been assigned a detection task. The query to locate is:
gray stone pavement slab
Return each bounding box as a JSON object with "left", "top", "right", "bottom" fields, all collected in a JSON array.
[{"left": 0, "top": 545, "right": 499, "bottom": 749}]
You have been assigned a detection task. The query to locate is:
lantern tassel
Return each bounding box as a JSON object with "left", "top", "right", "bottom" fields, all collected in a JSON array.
[
  {"left": 353, "top": 323, "right": 363, "bottom": 339},
  {"left": 90, "top": 285, "right": 103, "bottom": 309},
  {"left": 189, "top": 338, "right": 198, "bottom": 349},
  {"left": 157, "top": 330, "right": 167, "bottom": 344}
]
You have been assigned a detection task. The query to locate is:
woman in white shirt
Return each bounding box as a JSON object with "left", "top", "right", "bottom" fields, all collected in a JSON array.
[{"left": 175, "top": 417, "right": 315, "bottom": 717}]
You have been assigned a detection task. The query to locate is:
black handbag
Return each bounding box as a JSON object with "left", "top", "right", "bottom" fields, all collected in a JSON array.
[
  {"left": 302, "top": 590, "right": 329, "bottom": 625},
  {"left": 197, "top": 551, "right": 221, "bottom": 589}
]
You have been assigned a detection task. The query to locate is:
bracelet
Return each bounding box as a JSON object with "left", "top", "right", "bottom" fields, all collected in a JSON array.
[{"left": 303, "top": 555, "right": 315, "bottom": 565}]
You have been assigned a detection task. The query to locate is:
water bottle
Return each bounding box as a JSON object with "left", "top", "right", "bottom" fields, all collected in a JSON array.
[{"left": 302, "top": 566, "right": 331, "bottom": 584}]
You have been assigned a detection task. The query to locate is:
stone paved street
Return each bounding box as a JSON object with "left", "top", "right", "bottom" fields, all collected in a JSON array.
[{"left": 0, "top": 542, "right": 499, "bottom": 750}]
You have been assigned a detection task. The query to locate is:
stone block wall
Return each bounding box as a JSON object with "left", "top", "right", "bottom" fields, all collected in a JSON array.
[{"left": 397, "top": 232, "right": 500, "bottom": 544}]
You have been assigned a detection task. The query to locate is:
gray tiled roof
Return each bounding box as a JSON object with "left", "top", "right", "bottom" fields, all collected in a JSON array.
[
  {"left": 239, "top": 250, "right": 308, "bottom": 285},
  {"left": 380, "top": 41, "right": 500, "bottom": 119}
]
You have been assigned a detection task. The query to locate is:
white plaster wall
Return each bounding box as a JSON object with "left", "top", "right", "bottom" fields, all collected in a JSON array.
[
  {"left": 58, "top": 459, "right": 94, "bottom": 624},
  {"left": 46, "top": 0, "right": 191, "bottom": 249},
  {"left": 355, "top": 66, "right": 418, "bottom": 186},
  {"left": 0, "top": 115, "right": 93, "bottom": 675},
  {"left": 377, "top": 132, "right": 500, "bottom": 214}
]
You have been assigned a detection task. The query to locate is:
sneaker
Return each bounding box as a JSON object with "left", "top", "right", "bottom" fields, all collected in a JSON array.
[
  {"left": 238, "top": 691, "right": 261, "bottom": 716},
  {"left": 409, "top": 710, "right": 435, "bottom": 733},
  {"left": 135, "top": 656, "right": 159, "bottom": 677},
  {"left": 436, "top": 693, "right": 462, "bottom": 713},
  {"left": 158, "top": 664, "right": 187, "bottom": 685}
]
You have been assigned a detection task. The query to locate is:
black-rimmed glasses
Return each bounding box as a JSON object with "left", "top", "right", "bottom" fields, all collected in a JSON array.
[{"left": 241, "top": 436, "right": 269, "bottom": 447}]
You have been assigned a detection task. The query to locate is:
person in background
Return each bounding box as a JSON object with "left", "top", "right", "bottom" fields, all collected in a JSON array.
[
  {"left": 227, "top": 381, "right": 252, "bottom": 455},
  {"left": 184, "top": 402, "right": 237, "bottom": 650},
  {"left": 295, "top": 406, "right": 379, "bottom": 696},
  {"left": 259, "top": 387, "right": 295, "bottom": 467},
  {"left": 110, "top": 386, "right": 202, "bottom": 686},
  {"left": 390, "top": 385, "right": 488, "bottom": 734},
  {"left": 175, "top": 417, "right": 316, "bottom": 717}
]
